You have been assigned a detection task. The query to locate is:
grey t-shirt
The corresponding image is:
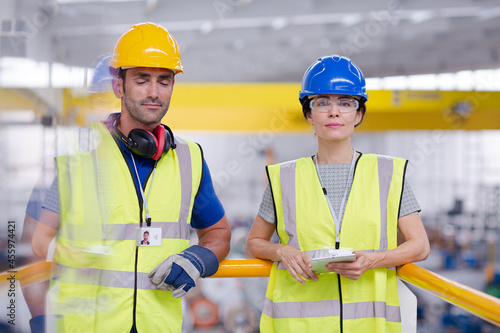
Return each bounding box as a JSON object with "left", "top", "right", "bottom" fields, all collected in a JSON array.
[{"left": 258, "top": 161, "right": 420, "bottom": 224}]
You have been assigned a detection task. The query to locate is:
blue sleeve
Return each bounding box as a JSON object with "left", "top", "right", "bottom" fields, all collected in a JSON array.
[{"left": 190, "top": 159, "right": 225, "bottom": 229}]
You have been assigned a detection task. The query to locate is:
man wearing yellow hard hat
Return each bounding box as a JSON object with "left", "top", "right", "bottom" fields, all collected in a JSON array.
[{"left": 31, "top": 22, "right": 231, "bottom": 333}]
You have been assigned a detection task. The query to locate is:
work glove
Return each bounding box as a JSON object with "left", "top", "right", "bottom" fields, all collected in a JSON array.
[{"left": 148, "top": 245, "right": 219, "bottom": 298}]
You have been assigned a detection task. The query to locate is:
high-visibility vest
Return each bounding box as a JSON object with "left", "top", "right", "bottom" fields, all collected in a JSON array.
[
  {"left": 50, "top": 122, "right": 203, "bottom": 333},
  {"left": 261, "top": 154, "right": 407, "bottom": 333}
]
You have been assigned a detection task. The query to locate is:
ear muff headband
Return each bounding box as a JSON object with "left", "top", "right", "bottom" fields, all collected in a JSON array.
[{"left": 162, "top": 124, "right": 176, "bottom": 151}]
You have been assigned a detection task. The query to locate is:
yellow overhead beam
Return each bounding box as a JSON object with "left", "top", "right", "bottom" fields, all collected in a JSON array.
[
  {"left": 62, "top": 84, "right": 500, "bottom": 130},
  {"left": 62, "top": 89, "right": 120, "bottom": 126},
  {"left": 361, "top": 90, "right": 500, "bottom": 130},
  {"left": 167, "top": 83, "right": 307, "bottom": 132},
  {"left": 0, "top": 88, "right": 46, "bottom": 114}
]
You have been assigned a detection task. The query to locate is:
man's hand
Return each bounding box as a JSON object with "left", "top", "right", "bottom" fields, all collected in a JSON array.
[{"left": 149, "top": 245, "right": 219, "bottom": 298}]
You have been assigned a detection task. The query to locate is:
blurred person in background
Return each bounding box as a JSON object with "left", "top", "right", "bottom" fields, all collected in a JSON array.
[
  {"left": 21, "top": 53, "right": 113, "bottom": 333},
  {"left": 30, "top": 22, "right": 230, "bottom": 333},
  {"left": 21, "top": 178, "right": 53, "bottom": 333},
  {"left": 245, "top": 55, "right": 430, "bottom": 333}
]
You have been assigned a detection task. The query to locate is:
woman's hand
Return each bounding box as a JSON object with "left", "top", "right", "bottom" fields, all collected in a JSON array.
[
  {"left": 325, "top": 251, "right": 374, "bottom": 280},
  {"left": 276, "top": 245, "right": 318, "bottom": 284},
  {"left": 245, "top": 215, "right": 318, "bottom": 285}
]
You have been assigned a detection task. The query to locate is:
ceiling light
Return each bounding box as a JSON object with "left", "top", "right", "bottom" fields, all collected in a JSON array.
[
  {"left": 341, "top": 14, "right": 362, "bottom": 27},
  {"left": 382, "top": 75, "right": 408, "bottom": 90},
  {"left": 200, "top": 21, "right": 215, "bottom": 35},
  {"left": 409, "top": 10, "right": 435, "bottom": 24},
  {"left": 271, "top": 17, "right": 288, "bottom": 31},
  {"left": 478, "top": 7, "right": 500, "bottom": 21}
]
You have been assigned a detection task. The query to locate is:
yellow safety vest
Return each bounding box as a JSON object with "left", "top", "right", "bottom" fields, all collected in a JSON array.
[
  {"left": 261, "top": 154, "right": 407, "bottom": 333},
  {"left": 50, "top": 122, "right": 203, "bottom": 333}
]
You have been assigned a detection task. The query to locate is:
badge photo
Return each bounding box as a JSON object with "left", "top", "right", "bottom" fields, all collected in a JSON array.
[{"left": 137, "top": 227, "right": 162, "bottom": 246}]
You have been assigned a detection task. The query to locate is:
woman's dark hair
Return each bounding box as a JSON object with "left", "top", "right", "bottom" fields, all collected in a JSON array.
[{"left": 300, "top": 96, "right": 367, "bottom": 127}]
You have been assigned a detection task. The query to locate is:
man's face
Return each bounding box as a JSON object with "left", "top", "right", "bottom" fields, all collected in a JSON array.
[
  {"left": 144, "top": 233, "right": 149, "bottom": 241},
  {"left": 118, "top": 67, "right": 175, "bottom": 126}
]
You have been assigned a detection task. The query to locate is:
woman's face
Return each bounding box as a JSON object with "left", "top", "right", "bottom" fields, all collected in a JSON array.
[{"left": 306, "top": 94, "right": 363, "bottom": 143}]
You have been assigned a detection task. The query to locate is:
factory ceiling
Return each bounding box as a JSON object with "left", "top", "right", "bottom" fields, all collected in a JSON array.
[{"left": 1, "top": 0, "right": 500, "bottom": 83}]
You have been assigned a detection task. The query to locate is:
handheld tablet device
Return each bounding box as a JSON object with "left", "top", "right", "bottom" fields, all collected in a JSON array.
[{"left": 310, "top": 251, "right": 356, "bottom": 274}]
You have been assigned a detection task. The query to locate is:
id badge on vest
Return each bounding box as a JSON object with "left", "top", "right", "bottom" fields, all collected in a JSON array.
[
  {"left": 137, "top": 227, "right": 162, "bottom": 246},
  {"left": 128, "top": 151, "right": 162, "bottom": 247}
]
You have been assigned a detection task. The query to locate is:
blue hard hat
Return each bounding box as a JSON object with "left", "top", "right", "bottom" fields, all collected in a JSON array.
[{"left": 299, "top": 55, "right": 368, "bottom": 101}]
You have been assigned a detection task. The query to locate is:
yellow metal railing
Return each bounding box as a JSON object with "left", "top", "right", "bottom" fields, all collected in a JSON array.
[
  {"left": 212, "top": 258, "right": 272, "bottom": 278},
  {"left": 213, "top": 259, "right": 500, "bottom": 327},
  {"left": 2, "top": 259, "right": 500, "bottom": 326},
  {"left": 396, "top": 263, "right": 500, "bottom": 327}
]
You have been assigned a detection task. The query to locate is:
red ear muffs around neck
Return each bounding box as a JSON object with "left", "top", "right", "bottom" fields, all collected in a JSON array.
[
  {"left": 127, "top": 128, "right": 159, "bottom": 159},
  {"left": 152, "top": 125, "right": 165, "bottom": 160},
  {"left": 112, "top": 117, "right": 175, "bottom": 160}
]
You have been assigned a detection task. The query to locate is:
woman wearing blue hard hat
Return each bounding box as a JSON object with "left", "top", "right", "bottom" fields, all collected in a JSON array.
[{"left": 245, "top": 55, "right": 430, "bottom": 332}]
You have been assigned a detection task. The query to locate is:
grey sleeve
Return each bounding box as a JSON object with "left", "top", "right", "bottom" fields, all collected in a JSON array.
[
  {"left": 42, "top": 177, "right": 60, "bottom": 215},
  {"left": 257, "top": 183, "right": 276, "bottom": 224},
  {"left": 399, "top": 180, "right": 421, "bottom": 217}
]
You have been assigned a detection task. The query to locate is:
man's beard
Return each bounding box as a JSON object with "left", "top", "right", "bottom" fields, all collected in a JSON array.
[{"left": 124, "top": 97, "right": 169, "bottom": 125}]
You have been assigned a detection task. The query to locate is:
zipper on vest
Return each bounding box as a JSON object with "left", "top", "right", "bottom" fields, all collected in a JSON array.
[
  {"left": 116, "top": 143, "right": 156, "bottom": 332},
  {"left": 337, "top": 275, "right": 343, "bottom": 333},
  {"left": 132, "top": 246, "right": 139, "bottom": 332},
  {"left": 114, "top": 146, "right": 143, "bottom": 332},
  {"left": 336, "top": 241, "right": 344, "bottom": 333}
]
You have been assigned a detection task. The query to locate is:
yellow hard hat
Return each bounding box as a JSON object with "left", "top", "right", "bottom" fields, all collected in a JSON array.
[{"left": 110, "top": 22, "right": 183, "bottom": 74}]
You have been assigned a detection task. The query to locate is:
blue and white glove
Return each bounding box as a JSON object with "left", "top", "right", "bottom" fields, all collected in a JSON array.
[{"left": 148, "top": 245, "right": 219, "bottom": 298}]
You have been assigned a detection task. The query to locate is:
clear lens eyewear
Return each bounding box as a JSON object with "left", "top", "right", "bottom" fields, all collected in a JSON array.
[{"left": 309, "top": 97, "right": 359, "bottom": 113}]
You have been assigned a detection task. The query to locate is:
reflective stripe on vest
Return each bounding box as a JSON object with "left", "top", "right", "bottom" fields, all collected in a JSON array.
[
  {"left": 53, "top": 264, "right": 166, "bottom": 290},
  {"left": 262, "top": 154, "right": 406, "bottom": 332},
  {"left": 262, "top": 297, "right": 401, "bottom": 321},
  {"left": 176, "top": 136, "right": 196, "bottom": 226},
  {"left": 58, "top": 221, "right": 192, "bottom": 242},
  {"left": 51, "top": 122, "right": 202, "bottom": 333}
]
